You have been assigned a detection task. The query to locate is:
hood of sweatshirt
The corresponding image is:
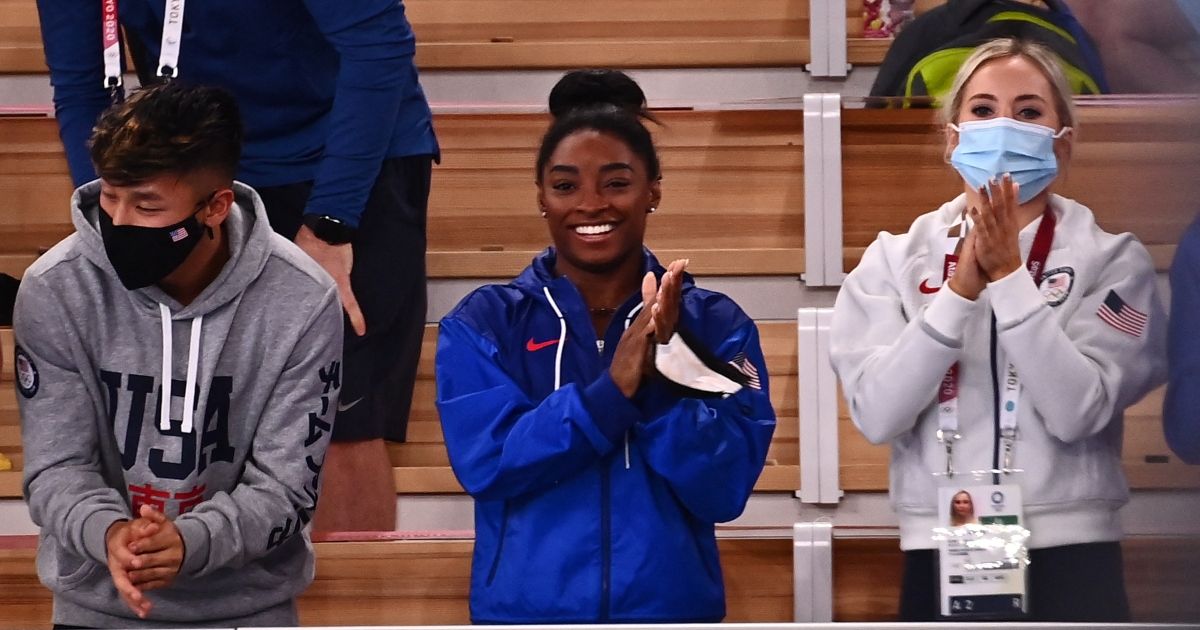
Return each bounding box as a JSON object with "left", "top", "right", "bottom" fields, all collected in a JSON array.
[
  {"left": 71, "top": 180, "right": 273, "bottom": 319},
  {"left": 69, "top": 180, "right": 274, "bottom": 434}
]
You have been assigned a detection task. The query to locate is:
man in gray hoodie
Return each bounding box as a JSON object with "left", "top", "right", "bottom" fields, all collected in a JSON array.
[{"left": 13, "top": 83, "right": 343, "bottom": 627}]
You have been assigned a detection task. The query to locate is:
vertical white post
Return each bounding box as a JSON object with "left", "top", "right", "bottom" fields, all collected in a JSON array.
[
  {"left": 797, "top": 308, "right": 822, "bottom": 502},
  {"left": 803, "top": 94, "right": 825, "bottom": 286},
  {"left": 821, "top": 94, "right": 845, "bottom": 286},
  {"left": 807, "top": 0, "right": 830, "bottom": 77},
  {"left": 804, "top": 93, "right": 845, "bottom": 287},
  {"left": 816, "top": 308, "right": 843, "bottom": 502},
  {"left": 793, "top": 521, "right": 835, "bottom": 622},
  {"left": 808, "top": 0, "right": 849, "bottom": 78}
]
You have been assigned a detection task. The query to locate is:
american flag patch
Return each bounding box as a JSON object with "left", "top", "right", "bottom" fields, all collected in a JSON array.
[
  {"left": 1097, "top": 290, "right": 1147, "bottom": 337},
  {"left": 169, "top": 226, "right": 190, "bottom": 242},
  {"left": 728, "top": 352, "right": 761, "bottom": 390}
]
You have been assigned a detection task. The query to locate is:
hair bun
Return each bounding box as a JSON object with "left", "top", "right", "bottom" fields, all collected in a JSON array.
[{"left": 548, "top": 69, "right": 647, "bottom": 119}]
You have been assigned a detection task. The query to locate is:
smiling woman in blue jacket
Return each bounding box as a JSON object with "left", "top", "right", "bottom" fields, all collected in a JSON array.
[{"left": 435, "top": 70, "right": 777, "bottom": 624}]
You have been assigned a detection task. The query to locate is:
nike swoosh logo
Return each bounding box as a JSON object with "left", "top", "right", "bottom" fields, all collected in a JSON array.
[
  {"left": 526, "top": 338, "right": 560, "bottom": 352},
  {"left": 918, "top": 278, "right": 940, "bottom": 294},
  {"left": 337, "top": 397, "right": 364, "bottom": 413}
]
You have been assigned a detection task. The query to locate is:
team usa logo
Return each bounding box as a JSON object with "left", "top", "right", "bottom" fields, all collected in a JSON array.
[
  {"left": 14, "top": 346, "right": 39, "bottom": 399},
  {"left": 1038, "top": 266, "right": 1074, "bottom": 307}
]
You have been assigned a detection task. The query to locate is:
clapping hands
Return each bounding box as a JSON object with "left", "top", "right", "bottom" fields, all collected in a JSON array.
[
  {"left": 609, "top": 259, "right": 688, "bottom": 397},
  {"left": 948, "top": 175, "right": 1024, "bottom": 300}
]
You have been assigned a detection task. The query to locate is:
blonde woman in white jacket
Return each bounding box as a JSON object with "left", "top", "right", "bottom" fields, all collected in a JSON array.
[{"left": 831, "top": 38, "right": 1166, "bottom": 621}]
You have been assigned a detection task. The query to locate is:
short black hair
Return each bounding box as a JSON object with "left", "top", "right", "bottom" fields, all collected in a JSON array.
[
  {"left": 536, "top": 69, "right": 660, "bottom": 183},
  {"left": 89, "top": 82, "right": 243, "bottom": 185}
]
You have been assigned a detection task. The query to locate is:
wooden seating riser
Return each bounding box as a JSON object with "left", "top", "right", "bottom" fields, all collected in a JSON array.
[{"left": 1, "top": 534, "right": 1197, "bottom": 628}]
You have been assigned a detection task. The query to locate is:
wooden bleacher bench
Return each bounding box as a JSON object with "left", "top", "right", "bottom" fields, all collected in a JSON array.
[
  {"left": 8, "top": 97, "right": 1200, "bottom": 282},
  {"left": 0, "top": 0, "right": 42, "bottom": 73},
  {"left": 1, "top": 531, "right": 1197, "bottom": 628},
  {"left": 1, "top": 326, "right": 20, "bottom": 496},
  {"left": 19, "top": 101, "right": 1189, "bottom": 277},
  {"left": 0, "top": 0, "right": 935, "bottom": 74},
  {"left": 0, "top": 109, "right": 807, "bottom": 281}
]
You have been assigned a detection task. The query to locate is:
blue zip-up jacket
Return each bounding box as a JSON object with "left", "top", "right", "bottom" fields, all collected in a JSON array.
[
  {"left": 36, "top": 0, "right": 438, "bottom": 227},
  {"left": 1166, "top": 215, "right": 1200, "bottom": 464},
  {"left": 436, "top": 249, "right": 776, "bottom": 623}
]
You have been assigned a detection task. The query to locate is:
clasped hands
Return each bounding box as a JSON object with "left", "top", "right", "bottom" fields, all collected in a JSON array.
[
  {"left": 610, "top": 259, "right": 688, "bottom": 398},
  {"left": 105, "top": 505, "right": 185, "bottom": 618},
  {"left": 947, "top": 175, "right": 1025, "bottom": 301}
]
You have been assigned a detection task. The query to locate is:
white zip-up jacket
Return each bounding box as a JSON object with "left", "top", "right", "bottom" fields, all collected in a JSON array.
[{"left": 831, "top": 194, "right": 1166, "bottom": 550}]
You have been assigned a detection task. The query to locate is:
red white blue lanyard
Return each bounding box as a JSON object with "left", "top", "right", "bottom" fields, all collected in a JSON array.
[
  {"left": 936, "top": 208, "right": 1056, "bottom": 477},
  {"left": 100, "top": 0, "right": 185, "bottom": 101},
  {"left": 101, "top": 0, "right": 122, "bottom": 99}
]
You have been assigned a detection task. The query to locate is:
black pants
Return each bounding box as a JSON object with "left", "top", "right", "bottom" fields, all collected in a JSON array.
[
  {"left": 255, "top": 155, "right": 433, "bottom": 442},
  {"left": 0, "top": 272, "right": 18, "bottom": 326},
  {"left": 900, "top": 542, "right": 1131, "bottom": 621}
]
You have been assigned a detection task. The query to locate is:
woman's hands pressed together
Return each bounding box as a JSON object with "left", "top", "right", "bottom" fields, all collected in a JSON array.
[{"left": 948, "top": 175, "right": 1024, "bottom": 300}]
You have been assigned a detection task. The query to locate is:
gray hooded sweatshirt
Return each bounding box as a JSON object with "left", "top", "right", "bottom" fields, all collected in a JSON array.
[{"left": 14, "top": 181, "right": 343, "bottom": 627}]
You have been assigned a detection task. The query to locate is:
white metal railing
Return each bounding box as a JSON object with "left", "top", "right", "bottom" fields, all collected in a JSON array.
[
  {"left": 796, "top": 308, "right": 843, "bottom": 504},
  {"left": 807, "top": 0, "right": 850, "bottom": 78},
  {"left": 802, "top": 93, "right": 846, "bottom": 288},
  {"left": 792, "top": 521, "right": 835, "bottom": 621}
]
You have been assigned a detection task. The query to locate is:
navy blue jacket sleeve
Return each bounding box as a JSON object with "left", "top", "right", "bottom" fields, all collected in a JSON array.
[
  {"left": 436, "top": 317, "right": 643, "bottom": 501},
  {"left": 36, "top": 0, "right": 112, "bottom": 185},
  {"left": 633, "top": 317, "right": 777, "bottom": 523},
  {"left": 297, "top": 0, "right": 417, "bottom": 227},
  {"left": 1166, "top": 217, "right": 1200, "bottom": 464}
]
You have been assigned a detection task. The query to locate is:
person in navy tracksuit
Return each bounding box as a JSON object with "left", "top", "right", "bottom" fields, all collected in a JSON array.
[{"left": 435, "top": 70, "right": 777, "bottom": 623}]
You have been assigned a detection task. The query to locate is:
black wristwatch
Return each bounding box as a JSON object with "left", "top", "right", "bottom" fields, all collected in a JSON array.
[{"left": 302, "top": 214, "right": 356, "bottom": 245}]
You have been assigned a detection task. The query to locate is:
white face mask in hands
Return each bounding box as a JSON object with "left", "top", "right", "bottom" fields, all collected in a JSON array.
[
  {"left": 949, "top": 117, "right": 1071, "bottom": 204},
  {"left": 654, "top": 329, "right": 754, "bottom": 398}
]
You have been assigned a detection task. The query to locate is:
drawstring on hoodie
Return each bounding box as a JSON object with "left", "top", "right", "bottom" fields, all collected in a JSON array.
[
  {"left": 621, "top": 304, "right": 643, "bottom": 470},
  {"left": 542, "top": 287, "right": 568, "bottom": 391},
  {"left": 543, "top": 287, "right": 645, "bottom": 470},
  {"left": 158, "top": 303, "right": 203, "bottom": 434}
]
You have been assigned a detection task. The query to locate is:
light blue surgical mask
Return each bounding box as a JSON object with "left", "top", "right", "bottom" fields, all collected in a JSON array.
[{"left": 949, "top": 117, "right": 1071, "bottom": 204}]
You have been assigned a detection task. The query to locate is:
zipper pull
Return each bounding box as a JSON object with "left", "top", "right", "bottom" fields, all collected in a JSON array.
[{"left": 596, "top": 339, "right": 605, "bottom": 356}]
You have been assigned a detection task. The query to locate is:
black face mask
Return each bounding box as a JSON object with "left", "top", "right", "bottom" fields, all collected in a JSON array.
[{"left": 97, "top": 196, "right": 211, "bottom": 290}]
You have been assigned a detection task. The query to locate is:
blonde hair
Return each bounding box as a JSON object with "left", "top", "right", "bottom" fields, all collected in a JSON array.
[
  {"left": 949, "top": 490, "right": 976, "bottom": 527},
  {"left": 940, "top": 38, "right": 1077, "bottom": 130}
]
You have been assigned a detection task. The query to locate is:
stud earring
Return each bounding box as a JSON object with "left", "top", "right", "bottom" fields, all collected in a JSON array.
[{"left": 648, "top": 206, "right": 657, "bottom": 214}]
